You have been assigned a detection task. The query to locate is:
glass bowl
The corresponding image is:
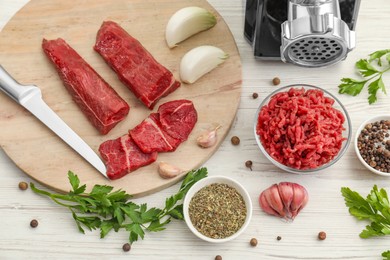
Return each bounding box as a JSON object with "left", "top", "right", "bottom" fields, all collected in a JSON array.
[
  {"left": 354, "top": 115, "right": 390, "bottom": 177},
  {"left": 254, "top": 84, "right": 352, "bottom": 174},
  {"left": 183, "top": 176, "right": 252, "bottom": 243}
]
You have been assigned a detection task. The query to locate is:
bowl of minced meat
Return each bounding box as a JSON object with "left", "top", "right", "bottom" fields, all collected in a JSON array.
[{"left": 254, "top": 84, "right": 351, "bottom": 174}]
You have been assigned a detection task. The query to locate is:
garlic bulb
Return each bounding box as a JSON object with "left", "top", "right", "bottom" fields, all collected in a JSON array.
[
  {"left": 180, "top": 45, "right": 228, "bottom": 84},
  {"left": 165, "top": 6, "right": 217, "bottom": 48},
  {"left": 197, "top": 125, "right": 221, "bottom": 148},
  {"left": 158, "top": 162, "right": 184, "bottom": 179},
  {"left": 259, "top": 182, "right": 308, "bottom": 220}
]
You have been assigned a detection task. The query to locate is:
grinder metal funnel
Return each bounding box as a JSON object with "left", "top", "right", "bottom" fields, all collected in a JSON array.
[{"left": 244, "top": 0, "right": 361, "bottom": 68}]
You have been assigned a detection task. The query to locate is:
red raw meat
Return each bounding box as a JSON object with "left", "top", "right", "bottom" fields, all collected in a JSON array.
[
  {"left": 256, "top": 87, "right": 345, "bottom": 170},
  {"left": 99, "top": 134, "right": 157, "bottom": 180},
  {"left": 158, "top": 100, "right": 198, "bottom": 142},
  {"left": 42, "top": 38, "right": 129, "bottom": 134},
  {"left": 129, "top": 113, "right": 181, "bottom": 153},
  {"left": 94, "top": 21, "right": 181, "bottom": 109},
  {"left": 130, "top": 99, "right": 197, "bottom": 153}
]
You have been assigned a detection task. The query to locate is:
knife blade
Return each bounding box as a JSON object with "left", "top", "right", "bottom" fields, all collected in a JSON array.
[{"left": 0, "top": 65, "right": 108, "bottom": 179}]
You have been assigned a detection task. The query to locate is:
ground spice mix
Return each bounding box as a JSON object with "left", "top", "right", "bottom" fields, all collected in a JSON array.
[{"left": 188, "top": 183, "right": 247, "bottom": 239}]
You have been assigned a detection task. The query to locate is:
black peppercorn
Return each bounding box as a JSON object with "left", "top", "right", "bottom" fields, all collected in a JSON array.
[
  {"left": 276, "top": 236, "right": 282, "bottom": 241},
  {"left": 358, "top": 120, "right": 390, "bottom": 173},
  {"left": 30, "top": 219, "right": 38, "bottom": 228},
  {"left": 245, "top": 160, "right": 253, "bottom": 171},
  {"left": 122, "top": 243, "right": 131, "bottom": 252},
  {"left": 252, "top": 92, "right": 259, "bottom": 99},
  {"left": 215, "top": 255, "right": 222, "bottom": 260}
]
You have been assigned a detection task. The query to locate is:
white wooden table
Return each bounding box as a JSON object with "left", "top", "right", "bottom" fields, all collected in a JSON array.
[{"left": 1, "top": 0, "right": 389, "bottom": 259}]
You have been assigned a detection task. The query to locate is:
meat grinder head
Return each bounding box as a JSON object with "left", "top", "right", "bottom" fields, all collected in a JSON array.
[{"left": 244, "top": 0, "right": 361, "bottom": 68}]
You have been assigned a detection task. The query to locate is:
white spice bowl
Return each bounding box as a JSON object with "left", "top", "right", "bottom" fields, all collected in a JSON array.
[
  {"left": 183, "top": 176, "right": 253, "bottom": 243},
  {"left": 355, "top": 115, "right": 390, "bottom": 177}
]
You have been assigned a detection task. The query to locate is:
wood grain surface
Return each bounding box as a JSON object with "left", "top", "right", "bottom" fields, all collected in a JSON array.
[
  {"left": 2, "top": 0, "right": 390, "bottom": 259},
  {"left": 0, "top": 0, "right": 241, "bottom": 196}
]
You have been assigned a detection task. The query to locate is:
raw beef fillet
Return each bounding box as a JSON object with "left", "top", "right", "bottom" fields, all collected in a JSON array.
[
  {"left": 42, "top": 38, "right": 129, "bottom": 134},
  {"left": 158, "top": 99, "right": 198, "bottom": 142},
  {"left": 130, "top": 99, "right": 197, "bottom": 153},
  {"left": 129, "top": 113, "right": 181, "bottom": 153},
  {"left": 99, "top": 134, "right": 157, "bottom": 180},
  {"left": 94, "top": 21, "right": 181, "bottom": 109}
]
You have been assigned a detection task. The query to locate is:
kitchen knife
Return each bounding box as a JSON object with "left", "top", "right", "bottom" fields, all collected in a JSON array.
[{"left": 0, "top": 65, "right": 108, "bottom": 179}]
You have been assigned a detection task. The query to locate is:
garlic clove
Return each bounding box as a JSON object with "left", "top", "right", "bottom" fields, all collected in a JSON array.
[
  {"left": 165, "top": 6, "right": 217, "bottom": 48},
  {"left": 264, "top": 184, "right": 285, "bottom": 218},
  {"left": 290, "top": 183, "right": 309, "bottom": 219},
  {"left": 197, "top": 125, "right": 221, "bottom": 148},
  {"left": 158, "top": 162, "right": 185, "bottom": 179},
  {"left": 278, "top": 182, "right": 294, "bottom": 217},
  {"left": 259, "top": 191, "right": 281, "bottom": 217},
  {"left": 180, "top": 45, "right": 228, "bottom": 84}
]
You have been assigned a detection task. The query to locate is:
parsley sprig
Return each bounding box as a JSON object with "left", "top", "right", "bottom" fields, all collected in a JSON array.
[
  {"left": 383, "top": 251, "right": 390, "bottom": 260},
  {"left": 341, "top": 185, "right": 390, "bottom": 259},
  {"left": 30, "top": 168, "right": 208, "bottom": 243},
  {"left": 338, "top": 49, "right": 390, "bottom": 104}
]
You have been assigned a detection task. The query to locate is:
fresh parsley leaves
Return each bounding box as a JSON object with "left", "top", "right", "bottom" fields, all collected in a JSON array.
[
  {"left": 383, "top": 250, "right": 390, "bottom": 260},
  {"left": 338, "top": 49, "right": 390, "bottom": 104},
  {"left": 341, "top": 185, "right": 390, "bottom": 259},
  {"left": 30, "top": 168, "right": 208, "bottom": 244}
]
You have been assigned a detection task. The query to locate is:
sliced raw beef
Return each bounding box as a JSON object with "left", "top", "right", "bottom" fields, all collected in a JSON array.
[
  {"left": 99, "top": 134, "right": 157, "bottom": 180},
  {"left": 42, "top": 38, "right": 129, "bottom": 134},
  {"left": 129, "top": 113, "right": 181, "bottom": 153},
  {"left": 94, "top": 21, "right": 181, "bottom": 109},
  {"left": 129, "top": 99, "right": 197, "bottom": 153},
  {"left": 158, "top": 100, "right": 198, "bottom": 142}
]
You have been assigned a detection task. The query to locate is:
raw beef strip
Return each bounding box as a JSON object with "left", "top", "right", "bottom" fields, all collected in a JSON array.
[
  {"left": 129, "top": 113, "right": 181, "bottom": 153},
  {"left": 129, "top": 99, "right": 197, "bottom": 153},
  {"left": 99, "top": 134, "right": 157, "bottom": 180},
  {"left": 158, "top": 100, "right": 198, "bottom": 142},
  {"left": 42, "top": 38, "right": 129, "bottom": 134},
  {"left": 94, "top": 21, "right": 181, "bottom": 109}
]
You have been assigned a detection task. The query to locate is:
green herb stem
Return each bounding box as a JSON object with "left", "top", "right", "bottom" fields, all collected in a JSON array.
[
  {"left": 338, "top": 49, "right": 390, "bottom": 104},
  {"left": 30, "top": 168, "right": 208, "bottom": 243},
  {"left": 341, "top": 185, "right": 390, "bottom": 258}
]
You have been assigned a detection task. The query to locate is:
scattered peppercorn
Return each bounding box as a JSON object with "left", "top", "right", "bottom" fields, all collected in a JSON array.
[
  {"left": 272, "top": 77, "right": 280, "bottom": 86},
  {"left": 231, "top": 136, "right": 240, "bottom": 145},
  {"left": 245, "top": 160, "right": 253, "bottom": 171},
  {"left": 215, "top": 255, "right": 222, "bottom": 260},
  {"left": 318, "top": 231, "right": 326, "bottom": 240},
  {"left": 30, "top": 219, "right": 38, "bottom": 228},
  {"left": 252, "top": 92, "right": 259, "bottom": 99},
  {"left": 276, "top": 236, "right": 282, "bottom": 241},
  {"left": 250, "top": 238, "right": 258, "bottom": 247},
  {"left": 18, "top": 181, "right": 28, "bottom": 190},
  {"left": 122, "top": 243, "right": 131, "bottom": 252},
  {"left": 357, "top": 120, "right": 390, "bottom": 173}
]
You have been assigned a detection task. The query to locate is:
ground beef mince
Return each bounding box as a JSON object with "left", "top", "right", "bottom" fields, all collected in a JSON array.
[{"left": 256, "top": 87, "right": 345, "bottom": 169}]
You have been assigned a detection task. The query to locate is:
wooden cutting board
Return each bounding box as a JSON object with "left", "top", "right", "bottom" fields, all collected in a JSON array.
[{"left": 0, "top": 0, "right": 241, "bottom": 197}]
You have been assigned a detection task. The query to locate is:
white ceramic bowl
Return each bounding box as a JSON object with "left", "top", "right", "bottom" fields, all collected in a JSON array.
[
  {"left": 183, "top": 176, "right": 252, "bottom": 243},
  {"left": 254, "top": 84, "right": 352, "bottom": 174},
  {"left": 354, "top": 115, "right": 390, "bottom": 177}
]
